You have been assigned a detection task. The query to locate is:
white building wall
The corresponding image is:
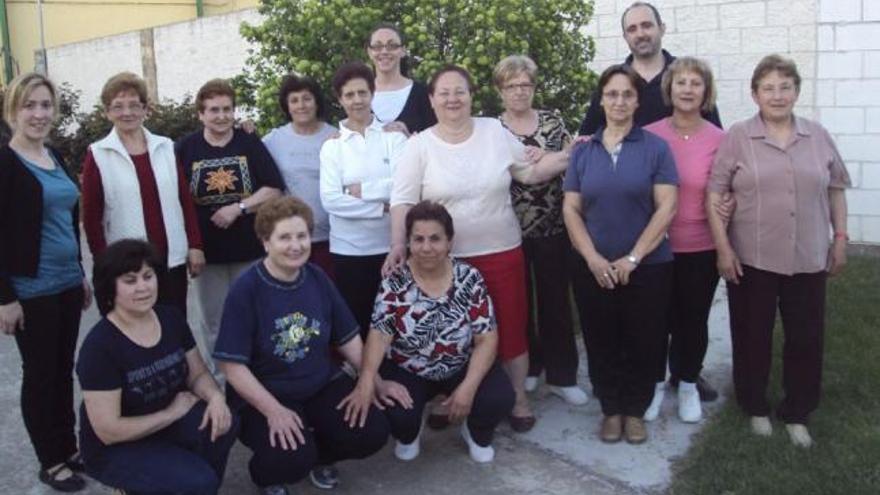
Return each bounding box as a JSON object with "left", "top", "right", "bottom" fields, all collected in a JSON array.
[
  {"left": 47, "top": 31, "right": 143, "bottom": 112},
  {"left": 45, "top": 1, "right": 880, "bottom": 243}
]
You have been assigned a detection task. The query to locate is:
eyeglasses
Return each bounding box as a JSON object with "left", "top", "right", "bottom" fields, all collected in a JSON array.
[
  {"left": 602, "top": 90, "right": 637, "bottom": 102},
  {"left": 108, "top": 102, "right": 146, "bottom": 114},
  {"left": 434, "top": 88, "right": 470, "bottom": 100},
  {"left": 502, "top": 82, "right": 535, "bottom": 93},
  {"left": 368, "top": 42, "right": 402, "bottom": 52}
]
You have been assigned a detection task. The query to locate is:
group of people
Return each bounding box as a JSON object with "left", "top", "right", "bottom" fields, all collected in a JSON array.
[{"left": 0, "top": 1, "right": 851, "bottom": 494}]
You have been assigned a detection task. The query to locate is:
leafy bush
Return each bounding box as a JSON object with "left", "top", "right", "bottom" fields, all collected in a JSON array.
[
  {"left": 237, "top": 0, "right": 596, "bottom": 133},
  {"left": 57, "top": 96, "right": 201, "bottom": 174},
  {"left": 1, "top": 83, "right": 200, "bottom": 173}
]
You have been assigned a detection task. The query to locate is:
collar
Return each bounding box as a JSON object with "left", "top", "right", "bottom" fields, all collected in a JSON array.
[
  {"left": 624, "top": 49, "right": 674, "bottom": 73},
  {"left": 592, "top": 125, "right": 645, "bottom": 145},
  {"left": 745, "top": 113, "right": 811, "bottom": 139},
  {"left": 338, "top": 117, "right": 383, "bottom": 141},
  {"left": 93, "top": 126, "right": 167, "bottom": 155}
]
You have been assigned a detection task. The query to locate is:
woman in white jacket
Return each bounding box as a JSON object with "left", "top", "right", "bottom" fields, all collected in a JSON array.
[
  {"left": 81, "top": 72, "right": 203, "bottom": 318},
  {"left": 320, "top": 62, "right": 407, "bottom": 337}
]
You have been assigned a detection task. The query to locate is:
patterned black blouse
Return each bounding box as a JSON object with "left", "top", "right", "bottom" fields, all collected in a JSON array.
[{"left": 501, "top": 109, "right": 571, "bottom": 238}]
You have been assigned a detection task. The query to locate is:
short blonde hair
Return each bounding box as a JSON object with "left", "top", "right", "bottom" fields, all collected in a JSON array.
[
  {"left": 100, "top": 72, "right": 149, "bottom": 108},
  {"left": 493, "top": 55, "right": 538, "bottom": 89},
  {"left": 660, "top": 57, "right": 717, "bottom": 113},
  {"left": 3, "top": 72, "right": 59, "bottom": 127}
]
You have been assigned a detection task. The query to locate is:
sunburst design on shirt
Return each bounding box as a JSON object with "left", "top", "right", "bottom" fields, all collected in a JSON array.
[{"left": 204, "top": 167, "right": 239, "bottom": 195}]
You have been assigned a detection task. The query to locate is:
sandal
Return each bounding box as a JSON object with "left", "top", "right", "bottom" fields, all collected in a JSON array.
[{"left": 39, "top": 463, "right": 86, "bottom": 492}]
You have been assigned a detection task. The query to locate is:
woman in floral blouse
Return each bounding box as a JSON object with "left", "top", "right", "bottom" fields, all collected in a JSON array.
[
  {"left": 343, "top": 201, "right": 515, "bottom": 464},
  {"left": 494, "top": 55, "right": 587, "bottom": 406}
]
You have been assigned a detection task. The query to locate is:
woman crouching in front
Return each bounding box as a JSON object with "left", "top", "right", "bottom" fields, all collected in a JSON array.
[
  {"left": 343, "top": 200, "right": 515, "bottom": 463},
  {"left": 76, "top": 239, "right": 236, "bottom": 494},
  {"left": 214, "top": 197, "right": 389, "bottom": 495}
]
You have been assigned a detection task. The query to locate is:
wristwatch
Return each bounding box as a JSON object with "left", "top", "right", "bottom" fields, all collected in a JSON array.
[
  {"left": 238, "top": 202, "right": 247, "bottom": 213},
  {"left": 626, "top": 253, "right": 640, "bottom": 266}
]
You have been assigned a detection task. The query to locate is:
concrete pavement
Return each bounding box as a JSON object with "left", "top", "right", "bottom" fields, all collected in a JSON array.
[{"left": 0, "top": 247, "right": 732, "bottom": 495}]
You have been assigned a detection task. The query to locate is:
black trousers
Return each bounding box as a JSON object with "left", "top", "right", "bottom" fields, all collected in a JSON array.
[
  {"left": 576, "top": 262, "right": 672, "bottom": 417},
  {"left": 570, "top": 253, "right": 597, "bottom": 391},
  {"left": 238, "top": 375, "right": 389, "bottom": 487},
  {"left": 523, "top": 234, "right": 579, "bottom": 386},
  {"left": 85, "top": 401, "right": 238, "bottom": 495},
  {"left": 727, "top": 265, "right": 827, "bottom": 424},
  {"left": 379, "top": 360, "right": 515, "bottom": 446},
  {"left": 158, "top": 264, "right": 188, "bottom": 319},
  {"left": 14, "top": 285, "right": 84, "bottom": 469},
  {"left": 654, "top": 250, "right": 719, "bottom": 383},
  {"left": 332, "top": 253, "right": 386, "bottom": 338}
]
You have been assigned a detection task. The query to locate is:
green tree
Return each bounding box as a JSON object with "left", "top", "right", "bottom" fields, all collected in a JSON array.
[{"left": 237, "top": 0, "right": 596, "bottom": 132}]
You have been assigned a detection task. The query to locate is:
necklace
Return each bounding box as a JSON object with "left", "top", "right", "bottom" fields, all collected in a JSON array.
[{"left": 670, "top": 117, "right": 702, "bottom": 141}]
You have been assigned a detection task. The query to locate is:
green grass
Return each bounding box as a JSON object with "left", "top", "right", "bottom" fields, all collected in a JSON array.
[{"left": 670, "top": 255, "right": 880, "bottom": 495}]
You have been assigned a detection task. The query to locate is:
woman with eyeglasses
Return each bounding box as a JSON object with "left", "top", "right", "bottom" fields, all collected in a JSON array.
[
  {"left": 493, "top": 55, "right": 587, "bottom": 407},
  {"left": 82, "top": 72, "right": 203, "bottom": 318},
  {"left": 366, "top": 23, "right": 436, "bottom": 135},
  {"left": 562, "top": 64, "right": 678, "bottom": 445},
  {"left": 386, "top": 64, "right": 570, "bottom": 433}
]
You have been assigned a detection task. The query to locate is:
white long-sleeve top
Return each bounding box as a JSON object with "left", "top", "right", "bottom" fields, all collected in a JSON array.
[{"left": 320, "top": 118, "right": 407, "bottom": 255}]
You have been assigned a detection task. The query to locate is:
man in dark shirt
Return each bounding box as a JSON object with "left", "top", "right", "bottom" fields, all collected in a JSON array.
[{"left": 578, "top": 1, "right": 722, "bottom": 136}]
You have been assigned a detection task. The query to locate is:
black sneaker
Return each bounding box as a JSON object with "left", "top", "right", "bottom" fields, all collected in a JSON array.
[
  {"left": 38, "top": 464, "right": 86, "bottom": 492},
  {"left": 309, "top": 464, "right": 340, "bottom": 490},
  {"left": 669, "top": 376, "right": 718, "bottom": 402}
]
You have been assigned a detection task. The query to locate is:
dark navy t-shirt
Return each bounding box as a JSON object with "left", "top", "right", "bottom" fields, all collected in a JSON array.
[
  {"left": 563, "top": 126, "right": 678, "bottom": 265},
  {"left": 76, "top": 305, "right": 196, "bottom": 459},
  {"left": 213, "top": 262, "right": 358, "bottom": 408},
  {"left": 176, "top": 129, "right": 285, "bottom": 264}
]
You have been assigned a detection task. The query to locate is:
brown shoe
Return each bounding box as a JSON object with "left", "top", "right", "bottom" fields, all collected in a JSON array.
[
  {"left": 508, "top": 414, "right": 537, "bottom": 432},
  {"left": 600, "top": 415, "right": 623, "bottom": 443},
  {"left": 624, "top": 416, "right": 648, "bottom": 444}
]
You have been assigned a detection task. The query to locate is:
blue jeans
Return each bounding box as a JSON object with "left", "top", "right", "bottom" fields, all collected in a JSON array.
[{"left": 85, "top": 401, "right": 239, "bottom": 495}]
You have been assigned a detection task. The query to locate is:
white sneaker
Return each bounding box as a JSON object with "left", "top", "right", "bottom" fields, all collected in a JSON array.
[
  {"left": 643, "top": 382, "right": 666, "bottom": 421},
  {"left": 785, "top": 424, "right": 813, "bottom": 448},
  {"left": 677, "top": 382, "right": 702, "bottom": 423},
  {"left": 394, "top": 426, "right": 421, "bottom": 461},
  {"left": 524, "top": 376, "right": 540, "bottom": 392},
  {"left": 750, "top": 416, "right": 773, "bottom": 436},
  {"left": 460, "top": 423, "right": 495, "bottom": 463},
  {"left": 548, "top": 385, "right": 589, "bottom": 406}
]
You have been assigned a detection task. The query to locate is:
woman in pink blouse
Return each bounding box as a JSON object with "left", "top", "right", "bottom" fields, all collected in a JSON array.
[
  {"left": 643, "top": 57, "right": 724, "bottom": 424},
  {"left": 706, "top": 55, "right": 850, "bottom": 448}
]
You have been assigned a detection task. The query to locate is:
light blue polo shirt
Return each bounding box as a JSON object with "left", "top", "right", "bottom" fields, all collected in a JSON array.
[{"left": 563, "top": 126, "right": 678, "bottom": 265}]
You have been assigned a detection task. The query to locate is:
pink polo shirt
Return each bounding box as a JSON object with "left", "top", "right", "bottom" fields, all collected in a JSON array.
[{"left": 644, "top": 118, "right": 724, "bottom": 253}]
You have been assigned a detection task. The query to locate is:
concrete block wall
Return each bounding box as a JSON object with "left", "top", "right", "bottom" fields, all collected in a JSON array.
[
  {"left": 815, "top": 0, "right": 880, "bottom": 243},
  {"left": 588, "top": 0, "right": 880, "bottom": 243}
]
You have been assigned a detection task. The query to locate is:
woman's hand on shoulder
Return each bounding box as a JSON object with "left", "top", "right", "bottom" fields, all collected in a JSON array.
[
  {"left": 383, "top": 121, "right": 411, "bottom": 136},
  {"left": 199, "top": 393, "right": 232, "bottom": 442},
  {"left": 382, "top": 244, "right": 407, "bottom": 277},
  {"left": 265, "top": 404, "right": 305, "bottom": 450},
  {"left": 0, "top": 300, "right": 24, "bottom": 335}
]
